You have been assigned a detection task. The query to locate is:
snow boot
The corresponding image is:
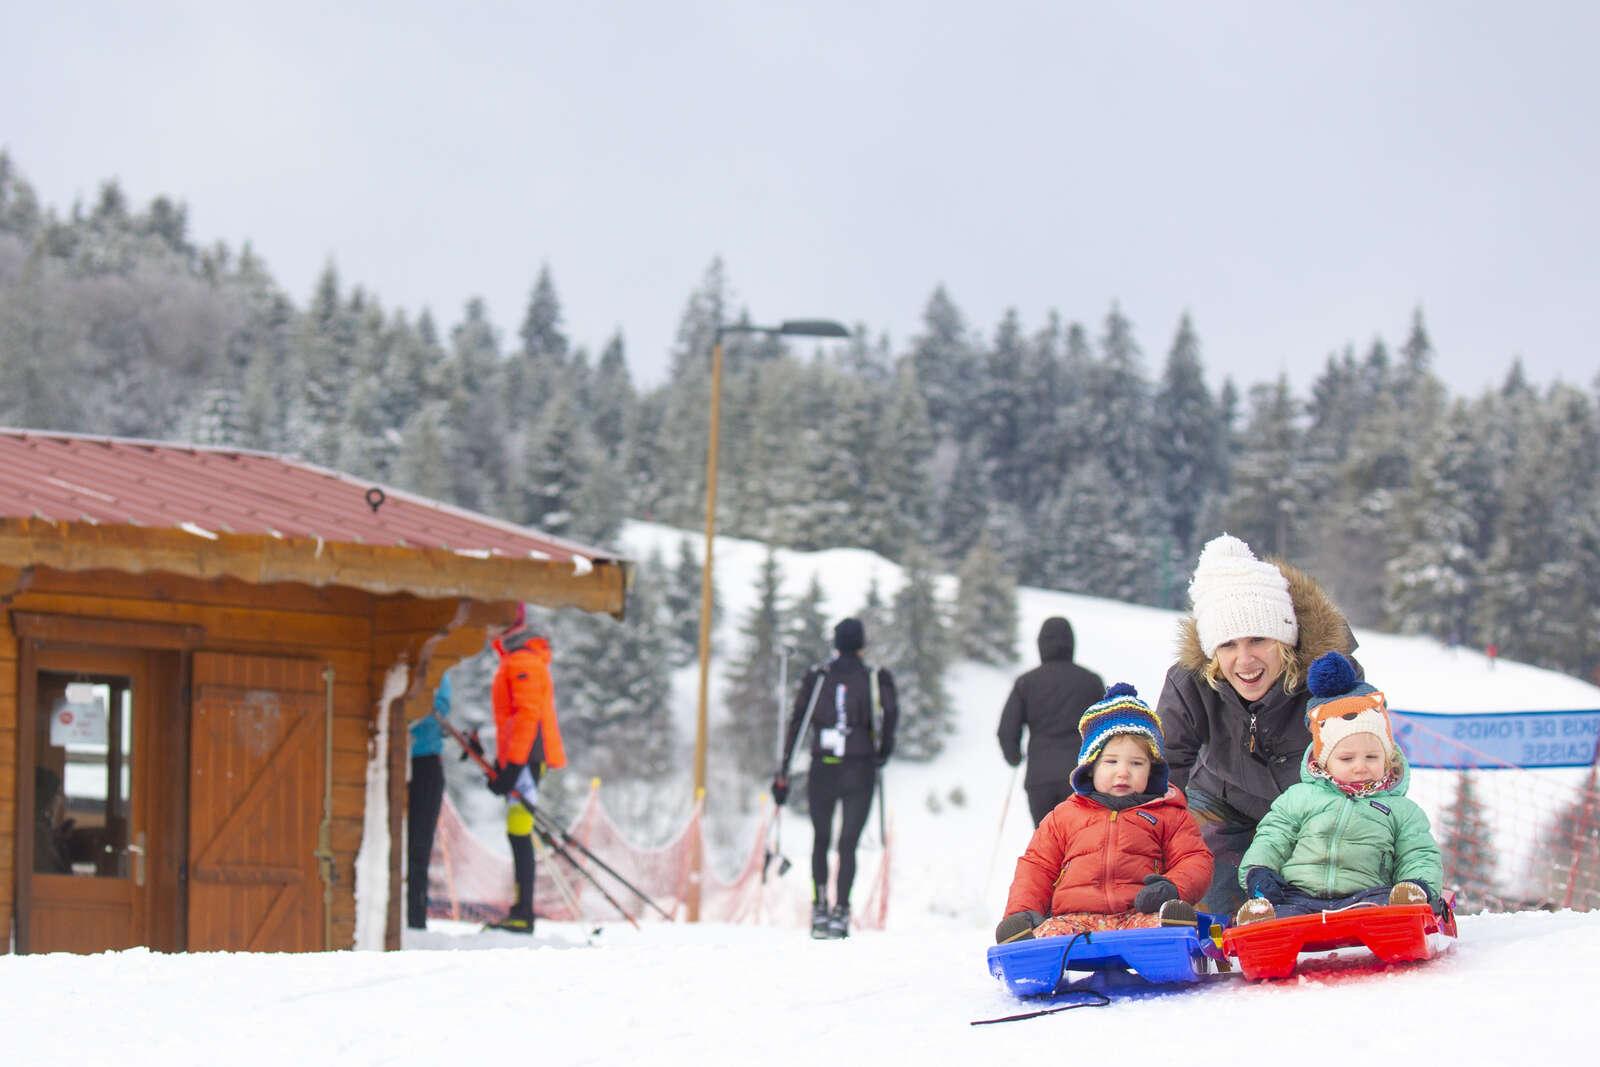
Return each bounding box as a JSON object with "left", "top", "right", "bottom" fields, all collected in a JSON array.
[
  {"left": 1234, "top": 897, "right": 1277, "bottom": 926},
  {"left": 486, "top": 913, "right": 535, "bottom": 934},
  {"left": 1389, "top": 882, "right": 1428, "bottom": 907},
  {"left": 1158, "top": 899, "right": 1199, "bottom": 927},
  {"left": 827, "top": 904, "right": 850, "bottom": 939},
  {"left": 810, "top": 901, "right": 831, "bottom": 939}
]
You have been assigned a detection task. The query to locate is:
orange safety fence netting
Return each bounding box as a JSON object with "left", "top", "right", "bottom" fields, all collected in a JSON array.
[{"left": 425, "top": 784, "right": 891, "bottom": 930}]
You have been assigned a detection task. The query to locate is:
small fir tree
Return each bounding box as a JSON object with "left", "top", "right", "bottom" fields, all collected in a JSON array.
[{"left": 953, "top": 532, "right": 1019, "bottom": 665}]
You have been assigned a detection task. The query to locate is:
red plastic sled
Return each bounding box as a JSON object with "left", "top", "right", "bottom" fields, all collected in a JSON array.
[{"left": 1222, "top": 902, "right": 1458, "bottom": 980}]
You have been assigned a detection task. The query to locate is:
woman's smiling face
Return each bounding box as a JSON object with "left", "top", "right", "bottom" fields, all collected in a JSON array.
[{"left": 1214, "top": 636, "right": 1285, "bottom": 701}]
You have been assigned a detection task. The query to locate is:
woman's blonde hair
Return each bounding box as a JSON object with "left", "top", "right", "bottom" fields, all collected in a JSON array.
[{"left": 1202, "top": 639, "right": 1301, "bottom": 695}]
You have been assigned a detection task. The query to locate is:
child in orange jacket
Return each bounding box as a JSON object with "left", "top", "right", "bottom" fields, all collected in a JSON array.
[{"left": 997, "top": 684, "right": 1213, "bottom": 942}]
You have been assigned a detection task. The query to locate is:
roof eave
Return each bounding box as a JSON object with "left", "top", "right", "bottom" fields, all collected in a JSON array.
[{"left": 0, "top": 517, "right": 629, "bottom": 617}]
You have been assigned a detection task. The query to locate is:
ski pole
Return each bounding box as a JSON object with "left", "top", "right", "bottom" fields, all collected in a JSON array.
[
  {"left": 981, "top": 763, "right": 1021, "bottom": 912},
  {"left": 437, "top": 716, "right": 644, "bottom": 927},
  {"left": 528, "top": 824, "right": 589, "bottom": 926},
  {"left": 876, "top": 767, "right": 888, "bottom": 849},
  {"left": 535, "top": 822, "right": 641, "bottom": 930},
  {"left": 530, "top": 806, "right": 675, "bottom": 922}
]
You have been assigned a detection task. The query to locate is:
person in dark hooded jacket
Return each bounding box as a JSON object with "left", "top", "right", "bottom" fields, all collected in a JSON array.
[{"left": 997, "top": 617, "right": 1106, "bottom": 826}]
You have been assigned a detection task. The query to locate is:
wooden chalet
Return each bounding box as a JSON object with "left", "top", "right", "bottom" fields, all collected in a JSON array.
[{"left": 0, "top": 429, "right": 628, "bottom": 954}]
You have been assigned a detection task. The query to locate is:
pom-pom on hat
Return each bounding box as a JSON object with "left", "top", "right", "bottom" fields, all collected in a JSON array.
[
  {"left": 1071, "top": 683, "right": 1169, "bottom": 795},
  {"left": 833, "top": 617, "right": 865, "bottom": 653},
  {"left": 1188, "top": 533, "right": 1299, "bottom": 658},
  {"left": 1305, "top": 651, "right": 1393, "bottom": 764}
]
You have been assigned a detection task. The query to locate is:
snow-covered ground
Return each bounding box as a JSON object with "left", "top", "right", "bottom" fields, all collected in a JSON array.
[
  {"left": 4, "top": 520, "right": 1598, "bottom": 1063},
  {"left": 2, "top": 910, "right": 1596, "bottom": 1063}
]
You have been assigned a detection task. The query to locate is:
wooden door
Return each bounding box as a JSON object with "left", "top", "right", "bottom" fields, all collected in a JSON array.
[
  {"left": 187, "top": 653, "right": 326, "bottom": 952},
  {"left": 22, "top": 649, "right": 152, "bottom": 954}
]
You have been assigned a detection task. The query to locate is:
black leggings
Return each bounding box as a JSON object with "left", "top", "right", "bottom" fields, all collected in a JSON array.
[
  {"left": 406, "top": 754, "right": 445, "bottom": 928},
  {"left": 809, "top": 759, "right": 876, "bottom": 907}
]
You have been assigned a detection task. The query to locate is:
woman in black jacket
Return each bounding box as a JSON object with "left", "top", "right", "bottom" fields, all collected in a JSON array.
[{"left": 1157, "top": 534, "right": 1357, "bottom": 915}]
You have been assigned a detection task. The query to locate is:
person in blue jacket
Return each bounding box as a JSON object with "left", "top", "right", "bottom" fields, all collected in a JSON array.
[{"left": 407, "top": 671, "right": 451, "bottom": 930}]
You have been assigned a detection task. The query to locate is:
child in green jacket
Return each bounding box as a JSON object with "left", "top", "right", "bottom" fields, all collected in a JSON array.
[{"left": 1234, "top": 651, "right": 1443, "bottom": 925}]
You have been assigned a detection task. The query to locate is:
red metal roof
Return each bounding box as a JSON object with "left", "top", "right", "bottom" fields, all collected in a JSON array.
[{"left": 0, "top": 428, "right": 616, "bottom": 564}]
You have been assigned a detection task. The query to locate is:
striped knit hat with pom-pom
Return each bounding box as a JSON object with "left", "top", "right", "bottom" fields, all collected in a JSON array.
[
  {"left": 1070, "top": 683, "right": 1169, "bottom": 795},
  {"left": 1305, "top": 651, "right": 1393, "bottom": 764}
]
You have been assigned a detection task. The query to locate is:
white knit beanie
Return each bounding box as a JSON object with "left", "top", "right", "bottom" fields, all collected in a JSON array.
[{"left": 1188, "top": 534, "right": 1298, "bottom": 658}]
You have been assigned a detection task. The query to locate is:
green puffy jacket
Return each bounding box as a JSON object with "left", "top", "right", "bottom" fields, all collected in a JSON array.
[{"left": 1237, "top": 747, "right": 1443, "bottom": 898}]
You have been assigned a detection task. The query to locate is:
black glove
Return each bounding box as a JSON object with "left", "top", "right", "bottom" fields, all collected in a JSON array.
[
  {"left": 1244, "top": 866, "right": 1287, "bottom": 903},
  {"left": 462, "top": 728, "right": 486, "bottom": 761},
  {"left": 874, "top": 744, "right": 891, "bottom": 768},
  {"left": 1133, "top": 873, "right": 1181, "bottom": 914},
  {"left": 994, "top": 909, "right": 1047, "bottom": 944},
  {"left": 489, "top": 762, "right": 525, "bottom": 797},
  {"left": 771, "top": 776, "right": 789, "bottom": 806}
]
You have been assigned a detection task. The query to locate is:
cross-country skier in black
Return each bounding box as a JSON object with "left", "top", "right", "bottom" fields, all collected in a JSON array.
[{"left": 771, "top": 617, "right": 898, "bottom": 939}]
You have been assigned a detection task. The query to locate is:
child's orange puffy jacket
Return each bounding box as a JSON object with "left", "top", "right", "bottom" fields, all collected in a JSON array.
[
  {"left": 491, "top": 629, "right": 566, "bottom": 772},
  {"left": 1004, "top": 788, "right": 1211, "bottom": 917}
]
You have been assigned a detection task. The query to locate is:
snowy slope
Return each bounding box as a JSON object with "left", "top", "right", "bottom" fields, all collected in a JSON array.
[
  {"left": 4, "top": 520, "right": 1597, "bottom": 1063},
  {"left": 2, "top": 910, "right": 1596, "bottom": 1063},
  {"left": 618, "top": 521, "right": 1600, "bottom": 922}
]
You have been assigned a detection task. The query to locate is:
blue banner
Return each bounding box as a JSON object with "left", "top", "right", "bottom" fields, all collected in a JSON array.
[{"left": 1390, "top": 708, "right": 1600, "bottom": 770}]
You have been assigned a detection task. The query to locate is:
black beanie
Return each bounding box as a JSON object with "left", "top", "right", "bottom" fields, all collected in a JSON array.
[{"left": 833, "top": 617, "right": 865, "bottom": 653}]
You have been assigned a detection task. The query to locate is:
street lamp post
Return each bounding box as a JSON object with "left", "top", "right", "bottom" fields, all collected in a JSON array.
[{"left": 687, "top": 317, "right": 849, "bottom": 921}]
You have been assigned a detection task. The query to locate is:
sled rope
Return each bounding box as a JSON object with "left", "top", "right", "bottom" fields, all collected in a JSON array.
[
  {"left": 972, "top": 933, "right": 1112, "bottom": 1025},
  {"left": 970, "top": 990, "right": 1110, "bottom": 1025}
]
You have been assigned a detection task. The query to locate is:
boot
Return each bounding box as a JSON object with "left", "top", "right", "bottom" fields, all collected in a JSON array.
[
  {"left": 1234, "top": 897, "right": 1277, "bottom": 926},
  {"left": 827, "top": 904, "right": 850, "bottom": 939},
  {"left": 1389, "top": 882, "right": 1428, "bottom": 907},
  {"left": 485, "top": 913, "right": 535, "bottom": 934},
  {"left": 810, "top": 900, "right": 831, "bottom": 939},
  {"left": 1158, "top": 899, "right": 1198, "bottom": 927}
]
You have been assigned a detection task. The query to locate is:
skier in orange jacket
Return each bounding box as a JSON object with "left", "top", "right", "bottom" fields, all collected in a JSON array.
[{"left": 485, "top": 605, "right": 566, "bottom": 933}]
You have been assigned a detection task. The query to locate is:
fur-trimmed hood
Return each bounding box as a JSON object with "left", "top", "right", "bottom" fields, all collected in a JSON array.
[{"left": 1174, "top": 557, "right": 1354, "bottom": 674}]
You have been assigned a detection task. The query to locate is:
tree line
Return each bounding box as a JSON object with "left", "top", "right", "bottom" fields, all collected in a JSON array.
[{"left": 4, "top": 156, "right": 1598, "bottom": 826}]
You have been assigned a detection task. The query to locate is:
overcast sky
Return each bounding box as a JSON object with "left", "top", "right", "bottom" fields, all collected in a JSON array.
[{"left": 4, "top": 1, "right": 1596, "bottom": 395}]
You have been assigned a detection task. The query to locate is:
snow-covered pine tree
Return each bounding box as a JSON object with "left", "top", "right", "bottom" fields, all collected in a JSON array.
[
  {"left": 392, "top": 402, "right": 453, "bottom": 501},
  {"left": 440, "top": 297, "right": 507, "bottom": 513},
  {"left": 284, "top": 262, "right": 355, "bottom": 462},
  {"left": 953, "top": 532, "right": 1018, "bottom": 665},
  {"left": 378, "top": 309, "right": 445, "bottom": 443},
  {"left": 549, "top": 574, "right": 677, "bottom": 789},
  {"left": 1222, "top": 376, "right": 1302, "bottom": 558},
  {"left": 972, "top": 308, "right": 1031, "bottom": 507},
  {"left": 1384, "top": 404, "right": 1489, "bottom": 641},
  {"left": 910, "top": 285, "right": 981, "bottom": 442},
  {"left": 511, "top": 381, "right": 586, "bottom": 536},
  {"left": 1532, "top": 767, "right": 1600, "bottom": 909},
  {"left": 188, "top": 387, "right": 245, "bottom": 447},
  {"left": 510, "top": 264, "right": 569, "bottom": 421},
  {"left": 937, "top": 440, "right": 989, "bottom": 562},
  {"left": 664, "top": 537, "right": 718, "bottom": 668},
  {"left": 720, "top": 550, "right": 789, "bottom": 793},
  {"left": 859, "top": 358, "right": 934, "bottom": 559},
  {"left": 1088, "top": 303, "right": 1154, "bottom": 488},
  {"left": 1478, "top": 384, "right": 1600, "bottom": 678},
  {"left": 1153, "top": 313, "right": 1224, "bottom": 564},
  {"left": 592, "top": 330, "right": 635, "bottom": 460},
  {"left": 786, "top": 572, "right": 831, "bottom": 668},
  {"left": 880, "top": 548, "right": 953, "bottom": 761},
  {"left": 1436, "top": 771, "right": 1500, "bottom": 912}
]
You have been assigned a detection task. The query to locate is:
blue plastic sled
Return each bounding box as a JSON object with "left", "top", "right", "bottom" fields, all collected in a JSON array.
[{"left": 987, "top": 916, "right": 1227, "bottom": 997}]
